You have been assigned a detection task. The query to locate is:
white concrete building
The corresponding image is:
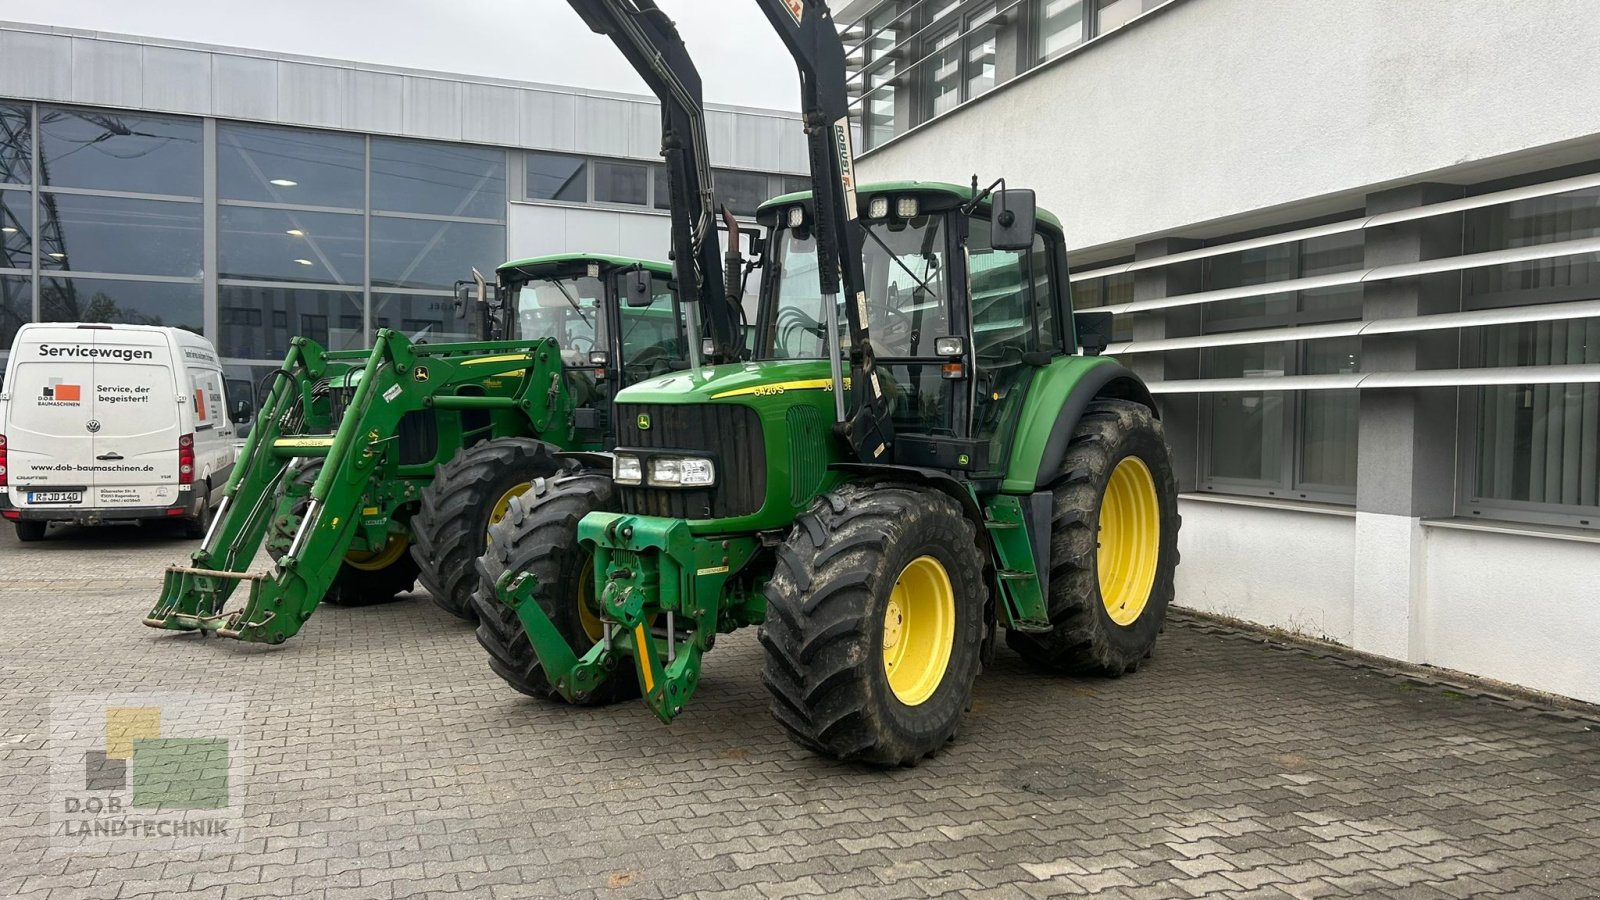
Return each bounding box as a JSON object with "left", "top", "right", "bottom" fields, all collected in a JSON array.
[
  {"left": 839, "top": 0, "right": 1600, "bottom": 703},
  {"left": 0, "top": 20, "right": 806, "bottom": 388}
]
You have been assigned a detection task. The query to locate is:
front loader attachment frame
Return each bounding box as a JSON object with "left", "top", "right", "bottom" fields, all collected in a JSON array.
[{"left": 145, "top": 330, "right": 571, "bottom": 644}]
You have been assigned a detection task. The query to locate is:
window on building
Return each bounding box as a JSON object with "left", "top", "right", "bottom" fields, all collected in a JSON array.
[
  {"left": 1197, "top": 229, "right": 1364, "bottom": 499},
  {"left": 527, "top": 152, "right": 588, "bottom": 203},
  {"left": 593, "top": 161, "right": 648, "bottom": 206},
  {"left": 371, "top": 292, "right": 474, "bottom": 344},
  {"left": 40, "top": 277, "right": 204, "bottom": 334},
  {"left": 217, "top": 285, "right": 364, "bottom": 360},
  {"left": 218, "top": 123, "right": 365, "bottom": 210},
  {"left": 925, "top": 27, "right": 962, "bottom": 119},
  {"left": 1459, "top": 182, "right": 1600, "bottom": 526},
  {"left": 1094, "top": 0, "right": 1142, "bottom": 34},
  {"left": 219, "top": 206, "right": 364, "bottom": 285},
  {"left": 1037, "top": 0, "right": 1088, "bottom": 61},
  {"left": 859, "top": 4, "right": 902, "bottom": 150},
  {"left": 1071, "top": 268, "right": 1135, "bottom": 342},
  {"left": 711, "top": 169, "right": 776, "bottom": 218},
  {"left": 1466, "top": 319, "right": 1599, "bottom": 521},
  {"left": 39, "top": 194, "right": 203, "bottom": 278},
  {"left": 919, "top": 4, "right": 1001, "bottom": 122},
  {"left": 652, "top": 165, "right": 671, "bottom": 211},
  {"left": 1, "top": 189, "right": 32, "bottom": 270},
  {"left": 0, "top": 103, "right": 29, "bottom": 185},
  {"left": 966, "top": 7, "right": 1000, "bottom": 101},
  {"left": 372, "top": 138, "right": 506, "bottom": 220},
  {"left": 0, "top": 274, "right": 29, "bottom": 352},
  {"left": 39, "top": 107, "right": 201, "bottom": 196},
  {"left": 370, "top": 218, "right": 504, "bottom": 292}
]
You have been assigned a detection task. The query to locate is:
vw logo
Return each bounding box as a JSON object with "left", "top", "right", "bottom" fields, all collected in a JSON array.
[{"left": 85, "top": 419, "right": 102, "bottom": 434}]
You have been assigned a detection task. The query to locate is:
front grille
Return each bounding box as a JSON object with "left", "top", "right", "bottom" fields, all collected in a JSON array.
[{"left": 615, "top": 402, "right": 765, "bottom": 519}]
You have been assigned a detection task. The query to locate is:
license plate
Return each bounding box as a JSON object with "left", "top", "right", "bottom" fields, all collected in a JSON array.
[{"left": 27, "top": 491, "right": 83, "bottom": 504}]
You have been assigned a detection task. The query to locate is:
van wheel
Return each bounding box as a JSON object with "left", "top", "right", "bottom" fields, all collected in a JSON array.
[
  {"left": 183, "top": 481, "right": 212, "bottom": 540},
  {"left": 14, "top": 520, "right": 47, "bottom": 542}
]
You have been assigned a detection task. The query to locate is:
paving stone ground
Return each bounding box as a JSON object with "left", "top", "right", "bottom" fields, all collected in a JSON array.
[{"left": 1, "top": 522, "right": 1598, "bottom": 899}]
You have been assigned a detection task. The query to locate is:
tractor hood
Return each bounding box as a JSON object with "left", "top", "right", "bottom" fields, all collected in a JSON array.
[{"left": 613, "top": 358, "right": 838, "bottom": 405}]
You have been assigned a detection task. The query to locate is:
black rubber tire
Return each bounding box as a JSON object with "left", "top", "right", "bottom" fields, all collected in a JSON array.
[
  {"left": 471, "top": 472, "right": 639, "bottom": 705},
  {"left": 760, "top": 483, "right": 986, "bottom": 766},
  {"left": 410, "top": 438, "right": 566, "bottom": 621},
  {"left": 14, "top": 520, "right": 47, "bottom": 542},
  {"left": 1005, "top": 399, "right": 1179, "bottom": 676},
  {"left": 268, "top": 461, "right": 418, "bottom": 607},
  {"left": 182, "top": 481, "right": 212, "bottom": 539}
]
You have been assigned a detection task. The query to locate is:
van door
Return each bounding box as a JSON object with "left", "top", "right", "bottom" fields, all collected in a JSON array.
[
  {"left": 188, "top": 366, "right": 233, "bottom": 488},
  {"left": 6, "top": 350, "right": 97, "bottom": 511},
  {"left": 91, "top": 333, "right": 182, "bottom": 509}
]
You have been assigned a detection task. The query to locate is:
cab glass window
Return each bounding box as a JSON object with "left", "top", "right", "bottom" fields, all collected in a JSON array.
[
  {"left": 967, "top": 217, "right": 1055, "bottom": 360},
  {"left": 515, "top": 275, "right": 605, "bottom": 362},
  {"left": 763, "top": 228, "right": 832, "bottom": 360},
  {"left": 617, "top": 276, "right": 686, "bottom": 381}
]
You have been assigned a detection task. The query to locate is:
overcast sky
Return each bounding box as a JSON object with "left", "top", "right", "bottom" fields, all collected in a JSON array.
[{"left": 15, "top": 0, "right": 811, "bottom": 111}]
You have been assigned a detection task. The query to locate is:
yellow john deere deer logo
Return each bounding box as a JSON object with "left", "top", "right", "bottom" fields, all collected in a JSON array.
[{"left": 637, "top": 413, "right": 651, "bottom": 431}]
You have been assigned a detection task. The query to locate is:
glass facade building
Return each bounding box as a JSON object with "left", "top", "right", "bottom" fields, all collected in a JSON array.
[{"left": 0, "top": 27, "right": 804, "bottom": 393}]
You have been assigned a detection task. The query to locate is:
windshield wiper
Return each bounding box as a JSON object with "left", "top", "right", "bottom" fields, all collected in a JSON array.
[
  {"left": 542, "top": 278, "right": 593, "bottom": 327},
  {"left": 862, "top": 225, "right": 937, "bottom": 299}
]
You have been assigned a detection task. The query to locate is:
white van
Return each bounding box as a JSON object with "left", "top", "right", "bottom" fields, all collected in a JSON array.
[{"left": 0, "top": 324, "right": 247, "bottom": 541}]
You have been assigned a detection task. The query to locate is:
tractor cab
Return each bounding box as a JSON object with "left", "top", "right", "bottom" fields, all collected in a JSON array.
[
  {"left": 755, "top": 181, "right": 1068, "bottom": 482},
  {"left": 496, "top": 254, "right": 687, "bottom": 442}
]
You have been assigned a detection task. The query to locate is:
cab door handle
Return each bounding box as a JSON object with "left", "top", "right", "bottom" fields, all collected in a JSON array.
[{"left": 96, "top": 452, "right": 124, "bottom": 461}]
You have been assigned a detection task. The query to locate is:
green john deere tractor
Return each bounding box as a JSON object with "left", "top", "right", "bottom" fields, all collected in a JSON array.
[
  {"left": 472, "top": 0, "right": 1179, "bottom": 765},
  {"left": 143, "top": 252, "right": 699, "bottom": 644}
]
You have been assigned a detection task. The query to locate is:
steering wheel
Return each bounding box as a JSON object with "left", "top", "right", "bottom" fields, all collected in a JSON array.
[
  {"left": 872, "top": 305, "right": 916, "bottom": 355},
  {"left": 623, "top": 345, "right": 670, "bottom": 382},
  {"left": 568, "top": 335, "right": 595, "bottom": 356}
]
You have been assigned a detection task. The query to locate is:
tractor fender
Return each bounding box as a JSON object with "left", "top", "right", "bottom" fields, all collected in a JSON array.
[
  {"left": 828, "top": 462, "right": 988, "bottom": 544},
  {"left": 555, "top": 450, "right": 613, "bottom": 473},
  {"left": 1032, "top": 363, "right": 1157, "bottom": 491}
]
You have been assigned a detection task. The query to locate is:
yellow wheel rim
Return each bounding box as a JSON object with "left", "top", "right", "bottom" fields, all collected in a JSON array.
[
  {"left": 486, "top": 483, "right": 534, "bottom": 541},
  {"left": 1097, "top": 456, "right": 1161, "bottom": 627},
  {"left": 575, "top": 555, "right": 604, "bottom": 644},
  {"left": 882, "top": 555, "right": 956, "bottom": 707},
  {"left": 345, "top": 533, "right": 409, "bottom": 571}
]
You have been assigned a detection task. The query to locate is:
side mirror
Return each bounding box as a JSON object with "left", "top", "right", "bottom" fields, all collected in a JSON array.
[
  {"left": 1074, "top": 310, "right": 1115, "bottom": 356},
  {"left": 623, "top": 268, "right": 655, "bottom": 308},
  {"left": 230, "top": 399, "right": 254, "bottom": 424},
  {"left": 991, "top": 188, "right": 1037, "bottom": 251}
]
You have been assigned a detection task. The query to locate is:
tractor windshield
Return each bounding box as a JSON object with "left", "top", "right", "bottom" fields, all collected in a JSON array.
[
  {"left": 759, "top": 215, "right": 951, "bottom": 361},
  {"left": 759, "top": 213, "right": 958, "bottom": 437},
  {"left": 514, "top": 275, "right": 606, "bottom": 365}
]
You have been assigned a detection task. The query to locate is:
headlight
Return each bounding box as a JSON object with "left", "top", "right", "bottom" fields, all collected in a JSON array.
[
  {"left": 867, "top": 195, "right": 889, "bottom": 219},
  {"left": 647, "top": 456, "right": 716, "bottom": 487},
  {"left": 614, "top": 454, "right": 643, "bottom": 485},
  {"left": 788, "top": 205, "right": 805, "bottom": 229},
  {"left": 895, "top": 196, "right": 918, "bottom": 218}
]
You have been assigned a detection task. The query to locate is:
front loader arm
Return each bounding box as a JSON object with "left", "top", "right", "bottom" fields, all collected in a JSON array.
[
  {"left": 568, "top": 0, "right": 739, "bottom": 364},
  {"left": 751, "top": 0, "right": 895, "bottom": 463}
]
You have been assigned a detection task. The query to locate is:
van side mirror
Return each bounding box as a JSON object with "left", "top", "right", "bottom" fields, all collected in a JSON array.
[
  {"left": 623, "top": 268, "right": 655, "bottom": 308},
  {"left": 1074, "top": 310, "right": 1115, "bottom": 356},
  {"left": 230, "top": 399, "right": 254, "bottom": 424},
  {"left": 991, "top": 188, "right": 1037, "bottom": 251}
]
